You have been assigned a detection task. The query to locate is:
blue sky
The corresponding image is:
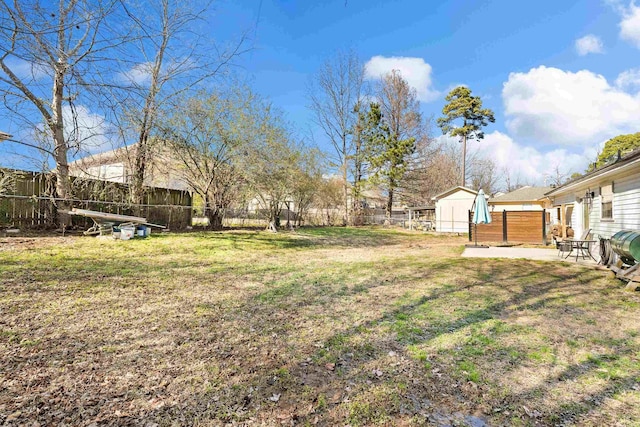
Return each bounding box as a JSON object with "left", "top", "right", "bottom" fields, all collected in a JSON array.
[
  {"left": 218, "top": 0, "right": 640, "bottom": 184},
  {"left": 2, "top": 0, "right": 640, "bottom": 185}
]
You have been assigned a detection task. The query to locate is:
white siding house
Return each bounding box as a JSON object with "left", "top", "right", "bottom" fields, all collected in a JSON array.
[
  {"left": 432, "top": 186, "right": 477, "bottom": 233},
  {"left": 545, "top": 147, "right": 640, "bottom": 240}
]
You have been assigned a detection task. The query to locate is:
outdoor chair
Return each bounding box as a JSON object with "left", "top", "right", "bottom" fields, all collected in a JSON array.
[
  {"left": 554, "top": 237, "right": 572, "bottom": 257},
  {"left": 556, "top": 228, "right": 592, "bottom": 259},
  {"left": 576, "top": 228, "right": 592, "bottom": 241}
]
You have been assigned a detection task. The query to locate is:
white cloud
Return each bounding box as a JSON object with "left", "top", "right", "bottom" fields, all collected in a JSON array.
[
  {"left": 615, "top": 68, "right": 640, "bottom": 89},
  {"left": 4, "top": 58, "right": 48, "bottom": 80},
  {"left": 502, "top": 66, "right": 640, "bottom": 147},
  {"left": 437, "top": 132, "right": 596, "bottom": 187},
  {"left": 116, "top": 62, "right": 153, "bottom": 86},
  {"left": 61, "top": 105, "right": 113, "bottom": 155},
  {"left": 575, "top": 34, "right": 604, "bottom": 55},
  {"left": 619, "top": 2, "right": 640, "bottom": 48},
  {"left": 479, "top": 132, "right": 592, "bottom": 184},
  {"left": 3, "top": 106, "right": 113, "bottom": 169},
  {"left": 364, "top": 56, "right": 439, "bottom": 102}
]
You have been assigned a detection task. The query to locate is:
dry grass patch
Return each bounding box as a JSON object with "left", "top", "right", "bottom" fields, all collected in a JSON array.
[{"left": 0, "top": 227, "right": 639, "bottom": 426}]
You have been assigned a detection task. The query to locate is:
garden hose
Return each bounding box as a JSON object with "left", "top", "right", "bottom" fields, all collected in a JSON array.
[{"left": 599, "top": 237, "right": 613, "bottom": 266}]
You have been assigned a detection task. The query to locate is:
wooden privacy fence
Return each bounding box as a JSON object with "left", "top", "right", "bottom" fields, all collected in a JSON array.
[
  {"left": 0, "top": 169, "right": 192, "bottom": 230},
  {"left": 469, "top": 210, "right": 549, "bottom": 244}
]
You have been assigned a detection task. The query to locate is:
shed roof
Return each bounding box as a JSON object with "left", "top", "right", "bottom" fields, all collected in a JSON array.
[{"left": 432, "top": 186, "right": 477, "bottom": 200}]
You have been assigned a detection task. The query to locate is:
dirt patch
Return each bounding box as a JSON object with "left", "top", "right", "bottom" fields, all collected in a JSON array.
[{"left": 0, "top": 236, "right": 77, "bottom": 251}]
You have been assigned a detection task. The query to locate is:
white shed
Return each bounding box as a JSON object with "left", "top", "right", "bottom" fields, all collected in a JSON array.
[{"left": 432, "top": 186, "right": 477, "bottom": 233}]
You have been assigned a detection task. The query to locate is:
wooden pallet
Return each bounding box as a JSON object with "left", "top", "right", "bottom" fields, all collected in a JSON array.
[{"left": 610, "top": 263, "right": 640, "bottom": 290}]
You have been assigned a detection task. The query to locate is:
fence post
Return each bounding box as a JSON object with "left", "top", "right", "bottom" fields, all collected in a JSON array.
[
  {"left": 502, "top": 210, "right": 508, "bottom": 242},
  {"left": 468, "top": 210, "right": 472, "bottom": 241},
  {"left": 542, "top": 209, "right": 547, "bottom": 245}
]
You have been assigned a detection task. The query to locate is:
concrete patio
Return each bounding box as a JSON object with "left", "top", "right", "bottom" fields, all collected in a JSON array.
[{"left": 462, "top": 246, "right": 600, "bottom": 266}]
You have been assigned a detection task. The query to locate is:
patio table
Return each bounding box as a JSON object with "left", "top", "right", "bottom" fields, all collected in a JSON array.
[{"left": 564, "top": 239, "right": 597, "bottom": 262}]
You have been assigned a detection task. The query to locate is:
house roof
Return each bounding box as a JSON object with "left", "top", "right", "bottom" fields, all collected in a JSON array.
[
  {"left": 489, "top": 186, "right": 552, "bottom": 203},
  {"left": 361, "top": 188, "right": 385, "bottom": 200},
  {"left": 545, "top": 146, "right": 640, "bottom": 197},
  {"left": 69, "top": 143, "right": 138, "bottom": 166},
  {"left": 432, "top": 186, "right": 477, "bottom": 200}
]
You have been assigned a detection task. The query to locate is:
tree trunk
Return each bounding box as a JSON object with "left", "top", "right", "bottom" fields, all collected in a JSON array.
[
  {"left": 385, "top": 187, "right": 394, "bottom": 225},
  {"left": 343, "top": 150, "right": 349, "bottom": 226},
  {"left": 51, "top": 65, "right": 71, "bottom": 229},
  {"left": 461, "top": 133, "right": 467, "bottom": 187},
  {"left": 267, "top": 199, "right": 280, "bottom": 232},
  {"left": 285, "top": 201, "right": 291, "bottom": 229},
  {"left": 207, "top": 209, "right": 223, "bottom": 230},
  {"left": 131, "top": 139, "right": 148, "bottom": 213},
  {"left": 202, "top": 193, "right": 224, "bottom": 231},
  {"left": 131, "top": 15, "right": 167, "bottom": 209},
  {"left": 352, "top": 136, "right": 363, "bottom": 226}
]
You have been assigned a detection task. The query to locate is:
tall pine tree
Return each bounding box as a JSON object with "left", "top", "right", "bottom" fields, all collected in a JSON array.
[{"left": 437, "top": 86, "right": 495, "bottom": 187}]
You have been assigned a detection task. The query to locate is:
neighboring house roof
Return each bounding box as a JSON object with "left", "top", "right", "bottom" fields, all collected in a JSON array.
[
  {"left": 489, "top": 186, "right": 552, "bottom": 203},
  {"left": 546, "top": 146, "right": 640, "bottom": 197},
  {"left": 68, "top": 144, "right": 138, "bottom": 168},
  {"left": 360, "top": 186, "right": 408, "bottom": 209},
  {"left": 361, "top": 188, "right": 385, "bottom": 201},
  {"left": 432, "top": 186, "right": 477, "bottom": 200},
  {"left": 69, "top": 142, "right": 189, "bottom": 191}
]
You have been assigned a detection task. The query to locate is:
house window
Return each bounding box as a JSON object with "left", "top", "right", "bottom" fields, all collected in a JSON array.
[{"left": 601, "top": 183, "right": 613, "bottom": 220}]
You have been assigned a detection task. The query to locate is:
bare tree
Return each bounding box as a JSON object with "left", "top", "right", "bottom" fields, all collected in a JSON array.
[
  {"left": 402, "top": 138, "right": 457, "bottom": 205},
  {"left": 290, "top": 147, "right": 324, "bottom": 227},
  {"left": 0, "top": 0, "right": 120, "bottom": 227},
  {"left": 401, "top": 135, "right": 502, "bottom": 203},
  {"left": 113, "top": 0, "right": 249, "bottom": 207},
  {"left": 313, "top": 176, "right": 344, "bottom": 226},
  {"left": 241, "top": 105, "right": 300, "bottom": 232},
  {"left": 161, "top": 87, "right": 256, "bottom": 229},
  {"left": 351, "top": 101, "right": 367, "bottom": 224},
  {"left": 308, "top": 50, "right": 364, "bottom": 225},
  {"left": 502, "top": 165, "right": 530, "bottom": 192},
  {"left": 544, "top": 164, "right": 570, "bottom": 187},
  {"left": 467, "top": 157, "right": 501, "bottom": 194}
]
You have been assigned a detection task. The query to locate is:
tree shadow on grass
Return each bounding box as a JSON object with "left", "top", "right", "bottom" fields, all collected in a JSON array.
[
  {"left": 242, "top": 262, "right": 616, "bottom": 425},
  {"left": 153, "top": 227, "right": 440, "bottom": 251},
  {"left": 2, "top": 246, "right": 631, "bottom": 426},
  {"left": 156, "top": 259, "right": 602, "bottom": 425}
]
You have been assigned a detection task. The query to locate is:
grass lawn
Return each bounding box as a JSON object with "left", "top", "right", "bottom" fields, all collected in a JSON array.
[{"left": 1, "top": 227, "right": 640, "bottom": 426}]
